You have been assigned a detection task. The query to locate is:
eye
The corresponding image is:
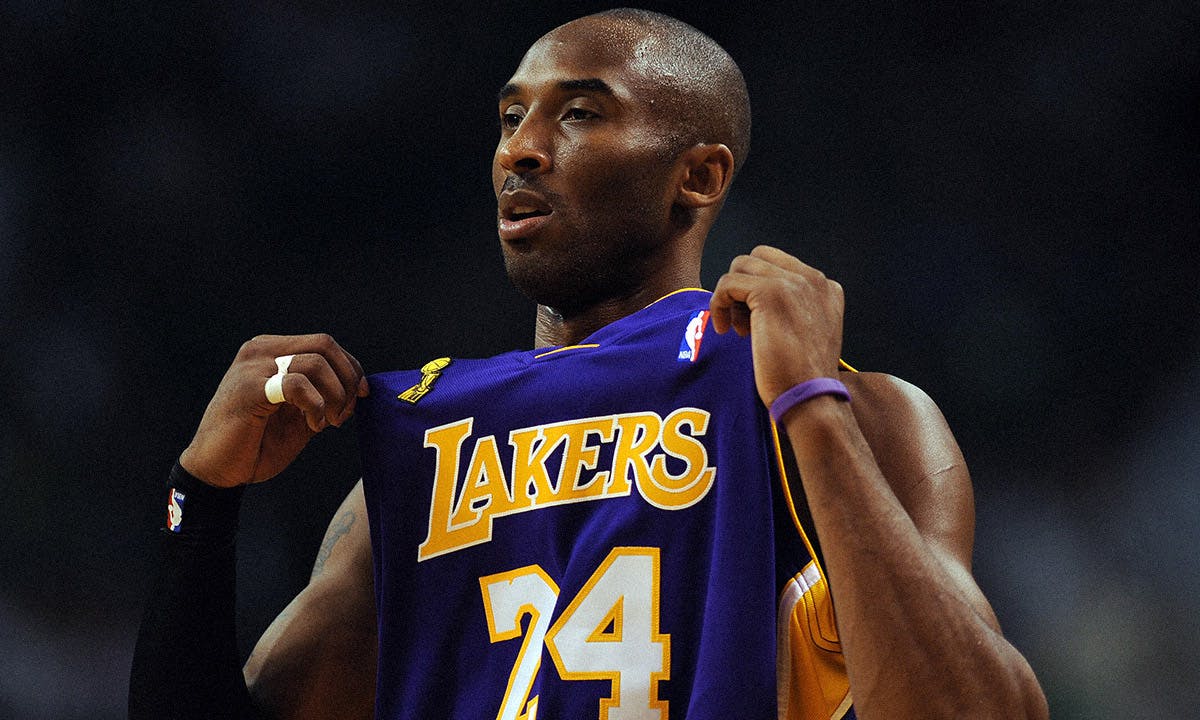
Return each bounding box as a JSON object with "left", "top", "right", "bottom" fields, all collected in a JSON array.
[
  {"left": 562, "top": 107, "right": 598, "bottom": 122},
  {"left": 500, "top": 106, "right": 525, "bottom": 131}
]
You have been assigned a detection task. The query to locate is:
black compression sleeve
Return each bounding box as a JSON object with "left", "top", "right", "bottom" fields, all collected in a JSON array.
[{"left": 128, "top": 463, "right": 265, "bottom": 720}]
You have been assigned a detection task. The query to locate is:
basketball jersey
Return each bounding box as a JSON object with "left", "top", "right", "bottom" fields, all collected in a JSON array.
[{"left": 357, "top": 289, "right": 855, "bottom": 720}]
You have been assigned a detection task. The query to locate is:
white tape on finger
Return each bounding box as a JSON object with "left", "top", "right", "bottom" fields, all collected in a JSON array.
[
  {"left": 264, "top": 354, "right": 295, "bottom": 404},
  {"left": 264, "top": 373, "right": 286, "bottom": 404},
  {"left": 275, "top": 354, "right": 295, "bottom": 374}
]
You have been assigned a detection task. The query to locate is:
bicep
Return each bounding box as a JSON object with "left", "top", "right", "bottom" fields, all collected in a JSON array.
[
  {"left": 848, "top": 373, "right": 1001, "bottom": 629},
  {"left": 244, "top": 481, "right": 377, "bottom": 719}
]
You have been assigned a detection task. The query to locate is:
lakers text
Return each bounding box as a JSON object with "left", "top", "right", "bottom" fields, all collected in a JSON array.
[{"left": 419, "top": 408, "right": 716, "bottom": 560}]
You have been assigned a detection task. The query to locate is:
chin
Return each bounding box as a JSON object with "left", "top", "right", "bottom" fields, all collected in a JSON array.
[
  {"left": 508, "top": 274, "right": 576, "bottom": 312},
  {"left": 500, "top": 224, "right": 652, "bottom": 314},
  {"left": 504, "top": 261, "right": 591, "bottom": 316}
]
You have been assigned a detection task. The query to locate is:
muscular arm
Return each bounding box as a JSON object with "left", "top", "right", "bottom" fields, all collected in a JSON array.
[
  {"left": 130, "top": 334, "right": 374, "bottom": 719},
  {"left": 244, "top": 481, "right": 377, "bottom": 719},
  {"left": 711, "top": 246, "right": 1047, "bottom": 719},
  {"left": 130, "top": 479, "right": 376, "bottom": 720},
  {"left": 784, "top": 373, "right": 1046, "bottom": 718}
]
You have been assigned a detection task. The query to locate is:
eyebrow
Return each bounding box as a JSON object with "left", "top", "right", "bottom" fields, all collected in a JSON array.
[{"left": 497, "top": 78, "right": 615, "bottom": 103}]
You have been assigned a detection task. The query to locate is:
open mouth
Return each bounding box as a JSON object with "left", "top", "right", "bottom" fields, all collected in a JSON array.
[
  {"left": 498, "top": 207, "right": 552, "bottom": 241},
  {"left": 506, "top": 206, "right": 551, "bottom": 221},
  {"left": 497, "top": 188, "right": 553, "bottom": 241}
]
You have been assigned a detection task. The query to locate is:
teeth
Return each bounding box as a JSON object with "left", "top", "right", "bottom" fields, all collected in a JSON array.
[{"left": 512, "top": 206, "right": 537, "bottom": 214}]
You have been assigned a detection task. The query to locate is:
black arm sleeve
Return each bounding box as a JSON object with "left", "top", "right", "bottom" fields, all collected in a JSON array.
[{"left": 128, "top": 463, "right": 265, "bottom": 720}]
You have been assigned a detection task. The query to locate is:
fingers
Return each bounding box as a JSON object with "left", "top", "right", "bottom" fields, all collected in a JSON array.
[
  {"left": 710, "top": 245, "right": 843, "bottom": 336},
  {"left": 748, "top": 244, "right": 808, "bottom": 274},
  {"left": 712, "top": 246, "right": 813, "bottom": 334},
  {"left": 277, "top": 333, "right": 369, "bottom": 401},
  {"left": 275, "top": 371, "right": 330, "bottom": 432},
  {"left": 710, "top": 272, "right": 757, "bottom": 336},
  {"left": 728, "top": 245, "right": 817, "bottom": 279},
  {"left": 276, "top": 355, "right": 349, "bottom": 431},
  {"left": 240, "top": 333, "right": 368, "bottom": 429},
  {"left": 709, "top": 245, "right": 848, "bottom": 404},
  {"left": 183, "top": 333, "right": 368, "bottom": 487}
]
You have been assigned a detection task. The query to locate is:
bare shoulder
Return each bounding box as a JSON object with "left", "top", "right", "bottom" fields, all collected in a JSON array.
[
  {"left": 840, "top": 371, "right": 965, "bottom": 482},
  {"left": 841, "top": 372, "right": 976, "bottom": 565},
  {"left": 841, "top": 371, "right": 952, "bottom": 438},
  {"left": 244, "top": 481, "right": 376, "bottom": 719}
]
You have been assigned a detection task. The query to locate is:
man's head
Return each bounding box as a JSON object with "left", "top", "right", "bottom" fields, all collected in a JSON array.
[{"left": 493, "top": 9, "right": 750, "bottom": 316}]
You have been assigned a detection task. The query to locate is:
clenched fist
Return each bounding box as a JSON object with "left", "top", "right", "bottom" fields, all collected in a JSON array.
[
  {"left": 710, "top": 245, "right": 845, "bottom": 407},
  {"left": 179, "top": 334, "right": 368, "bottom": 488}
]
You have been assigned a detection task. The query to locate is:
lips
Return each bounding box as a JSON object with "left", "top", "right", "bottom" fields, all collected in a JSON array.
[{"left": 498, "top": 188, "right": 553, "bottom": 242}]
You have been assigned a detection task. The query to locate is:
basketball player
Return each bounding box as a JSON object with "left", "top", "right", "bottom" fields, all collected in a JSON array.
[{"left": 130, "top": 9, "right": 1048, "bottom": 720}]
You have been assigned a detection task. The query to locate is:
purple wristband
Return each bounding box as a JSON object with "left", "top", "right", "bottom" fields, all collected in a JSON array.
[{"left": 769, "top": 377, "right": 851, "bottom": 423}]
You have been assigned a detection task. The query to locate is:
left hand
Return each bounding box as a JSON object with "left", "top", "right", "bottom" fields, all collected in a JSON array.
[{"left": 709, "top": 245, "right": 845, "bottom": 406}]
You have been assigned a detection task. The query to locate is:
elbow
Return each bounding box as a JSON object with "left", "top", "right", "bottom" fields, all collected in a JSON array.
[
  {"left": 857, "top": 663, "right": 1048, "bottom": 720},
  {"left": 984, "top": 644, "right": 1049, "bottom": 720},
  {"left": 958, "top": 655, "right": 1050, "bottom": 720},
  {"left": 923, "top": 678, "right": 1047, "bottom": 720},
  {"left": 898, "top": 651, "right": 1050, "bottom": 720},
  {"left": 1015, "top": 663, "right": 1050, "bottom": 720}
]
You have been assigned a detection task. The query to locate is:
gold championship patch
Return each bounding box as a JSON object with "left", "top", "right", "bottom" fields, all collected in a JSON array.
[{"left": 399, "top": 357, "right": 452, "bottom": 404}]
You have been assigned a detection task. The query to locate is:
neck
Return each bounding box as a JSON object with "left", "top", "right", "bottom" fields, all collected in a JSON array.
[{"left": 532, "top": 264, "right": 702, "bottom": 348}]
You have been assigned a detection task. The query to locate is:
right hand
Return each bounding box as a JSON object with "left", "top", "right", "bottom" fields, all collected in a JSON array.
[{"left": 179, "top": 334, "right": 369, "bottom": 488}]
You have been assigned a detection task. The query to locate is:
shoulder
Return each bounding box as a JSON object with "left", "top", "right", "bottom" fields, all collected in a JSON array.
[
  {"left": 841, "top": 371, "right": 976, "bottom": 560},
  {"left": 840, "top": 371, "right": 959, "bottom": 463},
  {"left": 841, "top": 371, "right": 942, "bottom": 420}
]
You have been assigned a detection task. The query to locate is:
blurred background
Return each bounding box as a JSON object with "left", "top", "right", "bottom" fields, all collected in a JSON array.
[{"left": 1, "top": 1, "right": 1196, "bottom": 717}]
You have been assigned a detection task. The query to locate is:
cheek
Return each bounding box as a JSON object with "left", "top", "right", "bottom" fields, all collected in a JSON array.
[{"left": 569, "top": 148, "right": 665, "bottom": 206}]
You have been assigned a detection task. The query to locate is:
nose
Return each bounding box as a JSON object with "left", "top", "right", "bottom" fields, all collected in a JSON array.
[{"left": 496, "top": 118, "right": 552, "bottom": 175}]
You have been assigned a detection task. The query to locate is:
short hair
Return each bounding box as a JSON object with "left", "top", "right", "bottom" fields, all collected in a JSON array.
[{"left": 587, "top": 8, "right": 752, "bottom": 175}]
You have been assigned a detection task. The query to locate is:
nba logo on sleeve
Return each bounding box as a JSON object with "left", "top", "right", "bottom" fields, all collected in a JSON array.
[
  {"left": 677, "top": 309, "right": 711, "bottom": 362},
  {"left": 167, "top": 489, "right": 185, "bottom": 532}
]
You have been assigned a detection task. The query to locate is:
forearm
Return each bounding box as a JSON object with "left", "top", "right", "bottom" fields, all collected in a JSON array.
[
  {"left": 129, "top": 463, "right": 264, "bottom": 720},
  {"left": 784, "top": 399, "right": 1045, "bottom": 719},
  {"left": 243, "top": 482, "right": 378, "bottom": 719}
]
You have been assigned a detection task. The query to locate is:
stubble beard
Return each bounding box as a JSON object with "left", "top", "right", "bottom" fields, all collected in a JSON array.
[
  {"left": 503, "top": 223, "right": 661, "bottom": 319},
  {"left": 501, "top": 157, "right": 674, "bottom": 317}
]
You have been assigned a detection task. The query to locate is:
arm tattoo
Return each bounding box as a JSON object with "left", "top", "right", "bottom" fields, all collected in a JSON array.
[{"left": 310, "top": 509, "right": 356, "bottom": 580}]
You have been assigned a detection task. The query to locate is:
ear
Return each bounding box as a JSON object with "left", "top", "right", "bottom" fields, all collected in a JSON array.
[{"left": 675, "top": 143, "right": 735, "bottom": 208}]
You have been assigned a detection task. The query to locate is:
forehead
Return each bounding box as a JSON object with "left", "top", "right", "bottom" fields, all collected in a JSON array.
[{"left": 504, "top": 18, "right": 664, "bottom": 98}]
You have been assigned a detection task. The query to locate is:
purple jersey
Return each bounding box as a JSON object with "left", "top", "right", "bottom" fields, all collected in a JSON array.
[{"left": 358, "top": 289, "right": 853, "bottom": 720}]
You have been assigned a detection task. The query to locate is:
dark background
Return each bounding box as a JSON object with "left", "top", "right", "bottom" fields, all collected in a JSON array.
[{"left": 1, "top": 1, "right": 1196, "bottom": 718}]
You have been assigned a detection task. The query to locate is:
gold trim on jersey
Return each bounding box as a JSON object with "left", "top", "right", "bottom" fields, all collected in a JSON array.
[
  {"left": 770, "top": 422, "right": 854, "bottom": 720},
  {"left": 533, "top": 290, "right": 709, "bottom": 359},
  {"left": 533, "top": 344, "right": 601, "bottom": 359},
  {"left": 645, "top": 287, "right": 709, "bottom": 307}
]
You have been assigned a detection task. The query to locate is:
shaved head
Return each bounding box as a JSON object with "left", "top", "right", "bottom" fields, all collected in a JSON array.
[
  {"left": 493, "top": 9, "right": 751, "bottom": 320},
  {"left": 550, "top": 8, "right": 752, "bottom": 175}
]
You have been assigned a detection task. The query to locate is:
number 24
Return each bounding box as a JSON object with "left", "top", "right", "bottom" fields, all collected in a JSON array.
[{"left": 479, "top": 547, "right": 671, "bottom": 720}]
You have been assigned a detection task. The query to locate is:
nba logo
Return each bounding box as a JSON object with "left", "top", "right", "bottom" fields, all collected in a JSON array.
[
  {"left": 677, "top": 310, "right": 711, "bottom": 362},
  {"left": 168, "top": 489, "right": 186, "bottom": 532}
]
